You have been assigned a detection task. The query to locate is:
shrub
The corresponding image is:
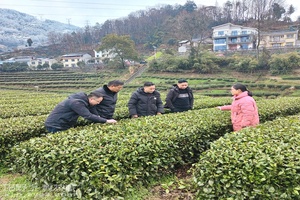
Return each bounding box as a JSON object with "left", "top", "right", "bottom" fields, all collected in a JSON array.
[{"left": 192, "top": 115, "right": 300, "bottom": 200}]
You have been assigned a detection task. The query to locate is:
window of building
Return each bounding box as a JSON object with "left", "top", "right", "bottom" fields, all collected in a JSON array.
[
  {"left": 214, "top": 38, "right": 226, "bottom": 44},
  {"left": 286, "top": 34, "right": 294, "bottom": 38},
  {"left": 231, "top": 31, "right": 238, "bottom": 36},
  {"left": 240, "top": 36, "right": 249, "bottom": 42},
  {"left": 71, "top": 59, "right": 75, "bottom": 62},
  {"left": 231, "top": 38, "right": 237, "bottom": 43},
  {"left": 272, "top": 36, "right": 281, "bottom": 42},
  {"left": 214, "top": 45, "right": 227, "bottom": 51},
  {"left": 285, "top": 42, "right": 293, "bottom": 46},
  {"left": 241, "top": 31, "right": 247, "bottom": 35},
  {"left": 31, "top": 62, "right": 35, "bottom": 64},
  {"left": 64, "top": 59, "right": 68, "bottom": 62},
  {"left": 272, "top": 43, "right": 281, "bottom": 47},
  {"left": 218, "top": 31, "right": 224, "bottom": 36},
  {"left": 240, "top": 44, "right": 248, "bottom": 49}
]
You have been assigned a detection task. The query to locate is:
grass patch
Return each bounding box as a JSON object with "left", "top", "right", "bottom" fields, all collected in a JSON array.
[
  {"left": 124, "top": 165, "right": 196, "bottom": 200},
  {"left": 0, "top": 165, "right": 62, "bottom": 200}
]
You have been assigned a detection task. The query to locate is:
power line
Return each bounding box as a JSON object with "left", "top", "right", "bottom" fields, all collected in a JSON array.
[
  {"left": 30, "top": 0, "right": 156, "bottom": 7},
  {"left": 30, "top": 0, "right": 181, "bottom": 6},
  {"left": 0, "top": 0, "right": 188, "bottom": 26},
  {"left": 0, "top": 0, "right": 184, "bottom": 10},
  {"left": 0, "top": 3, "right": 146, "bottom": 11}
]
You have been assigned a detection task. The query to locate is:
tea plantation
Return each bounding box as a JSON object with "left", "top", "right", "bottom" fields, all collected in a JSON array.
[{"left": 1, "top": 70, "right": 300, "bottom": 199}]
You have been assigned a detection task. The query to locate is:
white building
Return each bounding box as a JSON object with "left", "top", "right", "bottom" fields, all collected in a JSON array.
[
  {"left": 29, "top": 58, "right": 57, "bottom": 69},
  {"left": 93, "top": 49, "right": 117, "bottom": 63},
  {"left": 178, "top": 40, "right": 191, "bottom": 53},
  {"left": 212, "top": 23, "right": 258, "bottom": 51},
  {"left": 260, "top": 29, "right": 299, "bottom": 48},
  {"left": 60, "top": 53, "right": 92, "bottom": 68}
]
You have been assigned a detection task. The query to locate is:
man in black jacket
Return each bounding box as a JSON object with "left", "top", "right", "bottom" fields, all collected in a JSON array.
[
  {"left": 128, "top": 82, "right": 164, "bottom": 118},
  {"left": 45, "top": 91, "right": 117, "bottom": 133},
  {"left": 165, "top": 79, "right": 194, "bottom": 113},
  {"left": 93, "top": 80, "right": 124, "bottom": 119}
]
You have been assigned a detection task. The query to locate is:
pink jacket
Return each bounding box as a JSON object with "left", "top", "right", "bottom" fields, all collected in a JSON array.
[{"left": 220, "top": 91, "right": 259, "bottom": 131}]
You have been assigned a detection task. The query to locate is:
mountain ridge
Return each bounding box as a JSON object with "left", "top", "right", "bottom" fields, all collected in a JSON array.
[{"left": 0, "top": 8, "right": 80, "bottom": 52}]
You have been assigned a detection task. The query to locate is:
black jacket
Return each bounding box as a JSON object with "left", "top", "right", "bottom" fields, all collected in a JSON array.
[
  {"left": 45, "top": 92, "right": 107, "bottom": 131},
  {"left": 128, "top": 88, "right": 164, "bottom": 117},
  {"left": 94, "top": 85, "right": 118, "bottom": 119},
  {"left": 165, "top": 85, "right": 194, "bottom": 110}
]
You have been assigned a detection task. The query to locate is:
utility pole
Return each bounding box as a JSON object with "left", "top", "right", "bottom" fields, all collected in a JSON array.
[
  {"left": 85, "top": 20, "right": 90, "bottom": 27},
  {"left": 38, "top": 14, "right": 44, "bottom": 21},
  {"left": 66, "top": 18, "right": 71, "bottom": 25},
  {"left": 153, "top": 46, "right": 157, "bottom": 59}
]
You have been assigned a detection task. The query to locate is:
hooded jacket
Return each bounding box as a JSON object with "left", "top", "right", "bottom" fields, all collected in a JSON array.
[
  {"left": 220, "top": 91, "right": 259, "bottom": 131},
  {"left": 128, "top": 87, "right": 164, "bottom": 117},
  {"left": 94, "top": 85, "right": 118, "bottom": 119},
  {"left": 45, "top": 92, "right": 107, "bottom": 131},
  {"left": 165, "top": 84, "right": 194, "bottom": 110}
]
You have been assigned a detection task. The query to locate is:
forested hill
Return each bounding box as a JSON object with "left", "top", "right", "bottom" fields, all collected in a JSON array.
[
  {"left": 45, "top": 0, "right": 299, "bottom": 54},
  {"left": 2, "top": 1, "right": 299, "bottom": 57}
]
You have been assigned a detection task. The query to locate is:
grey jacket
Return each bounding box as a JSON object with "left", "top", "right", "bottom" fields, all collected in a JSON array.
[
  {"left": 128, "top": 87, "right": 164, "bottom": 117},
  {"left": 45, "top": 92, "right": 107, "bottom": 131}
]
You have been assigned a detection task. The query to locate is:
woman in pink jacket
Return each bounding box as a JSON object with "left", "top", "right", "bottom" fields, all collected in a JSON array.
[{"left": 217, "top": 83, "right": 259, "bottom": 131}]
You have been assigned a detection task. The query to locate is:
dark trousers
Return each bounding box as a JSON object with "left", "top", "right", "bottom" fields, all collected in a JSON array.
[
  {"left": 46, "top": 126, "right": 62, "bottom": 134},
  {"left": 171, "top": 107, "right": 190, "bottom": 113}
]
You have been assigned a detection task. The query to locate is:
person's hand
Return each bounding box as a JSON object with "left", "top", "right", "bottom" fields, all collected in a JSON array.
[
  {"left": 216, "top": 106, "right": 222, "bottom": 110},
  {"left": 132, "top": 115, "right": 138, "bottom": 118},
  {"left": 157, "top": 112, "right": 162, "bottom": 115},
  {"left": 106, "top": 119, "right": 117, "bottom": 123}
]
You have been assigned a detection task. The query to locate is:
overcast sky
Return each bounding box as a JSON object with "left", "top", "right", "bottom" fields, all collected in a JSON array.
[{"left": 1, "top": 0, "right": 299, "bottom": 27}]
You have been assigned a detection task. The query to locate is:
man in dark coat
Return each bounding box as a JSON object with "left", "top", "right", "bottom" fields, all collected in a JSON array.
[
  {"left": 165, "top": 79, "right": 194, "bottom": 113},
  {"left": 128, "top": 82, "right": 164, "bottom": 118},
  {"left": 93, "top": 80, "right": 124, "bottom": 119},
  {"left": 45, "top": 91, "right": 117, "bottom": 133}
]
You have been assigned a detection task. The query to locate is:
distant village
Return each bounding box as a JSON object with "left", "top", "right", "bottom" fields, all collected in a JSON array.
[{"left": 1, "top": 23, "right": 300, "bottom": 70}]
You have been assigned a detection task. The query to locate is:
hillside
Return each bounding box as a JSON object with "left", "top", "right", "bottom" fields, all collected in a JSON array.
[{"left": 0, "top": 8, "right": 80, "bottom": 51}]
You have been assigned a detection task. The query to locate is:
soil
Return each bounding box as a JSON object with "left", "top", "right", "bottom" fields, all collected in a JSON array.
[{"left": 145, "top": 165, "right": 196, "bottom": 200}]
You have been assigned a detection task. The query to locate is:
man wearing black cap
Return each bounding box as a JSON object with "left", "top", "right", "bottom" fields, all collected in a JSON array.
[{"left": 165, "top": 79, "right": 194, "bottom": 113}]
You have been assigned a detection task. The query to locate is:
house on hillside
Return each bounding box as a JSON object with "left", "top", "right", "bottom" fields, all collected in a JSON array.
[
  {"left": 178, "top": 40, "right": 191, "bottom": 53},
  {"left": 29, "top": 58, "right": 57, "bottom": 69},
  {"left": 212, "top": 23, "right": 258, "bottom": 51},
  {"left": 60, "top": 53, "right": 92, "bottom": 68},
  {"left": 178, "top": 37, "right": 213, "bottom": 53},
  {"left": 1, "top": 56, "right": 32, "bottom": 66},
  {"left": 93, "top": 49, "right": 117, "bottom": 63},
  {"left": 259, "top": 29, "right": 299, "bottom": 48},
  {"left": 8, "top": 56, "right": 32, "bottom": 64}
]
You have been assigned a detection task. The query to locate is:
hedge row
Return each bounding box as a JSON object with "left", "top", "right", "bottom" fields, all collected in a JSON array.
[
  {"left": 0, "top": 81, "right": 98, "bottom": 85},
  {"left": 8, "top": 97, "right": 300, "bottom": 199},
  {"left": 0, "top": 115, "right": 47, "bottom": 157},
  {"left": 192, "top": 115, "right": 300, "bottom": 199},
  {"left": 0, "top": 97, "right": 231, "bottom": 157},
  {"left": 8, "top": 110, "right": 233, "bottom": 199}
]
